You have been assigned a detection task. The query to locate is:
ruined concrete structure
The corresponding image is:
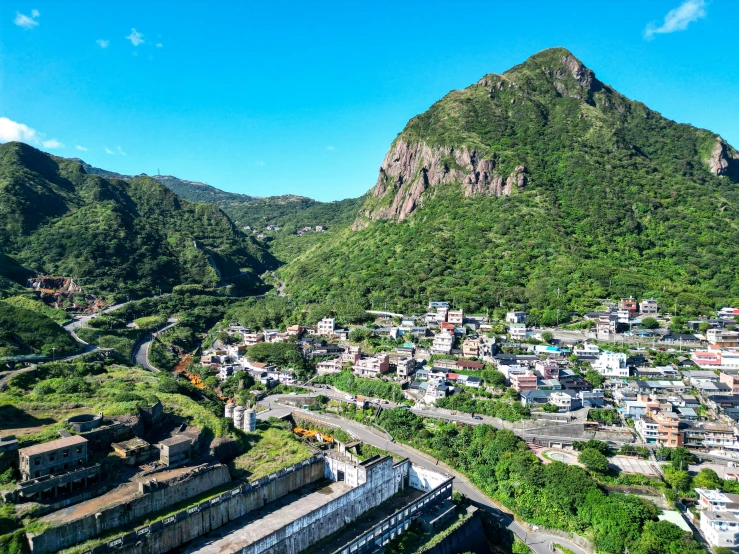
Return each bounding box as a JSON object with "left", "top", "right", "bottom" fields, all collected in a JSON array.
[{"left": 29, "top": 451, "right": 452, "bottom": 554}]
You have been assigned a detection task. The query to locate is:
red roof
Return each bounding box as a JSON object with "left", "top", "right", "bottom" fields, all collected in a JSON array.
[{"left": 457, "top": 360, "right": 484, "bottom": 369}]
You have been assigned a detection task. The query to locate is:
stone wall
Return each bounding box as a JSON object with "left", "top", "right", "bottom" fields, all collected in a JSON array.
[
  {"left": 419, "top": 507, "right": 489, "bottom": 554},
  {"left": 27, "top": 464, "right": 232, "bottom": 554}
]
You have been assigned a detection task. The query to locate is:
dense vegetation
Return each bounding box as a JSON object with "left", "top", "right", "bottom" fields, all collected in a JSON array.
[
  {"left": 435, "top": 392, "right": 530, "bottom": 421},
  {"left": 0, "top": 304, "right": 78, "bottom": 357},
  {"left": 0, "top": 142, "right": 273, "bottom": 298},
  {"left": 314, "top": 370, "right": 404, "bottom": 402},
  {"left": 376, "top": 408, "right": 702, "bottom": 554},
  {"left": 1, "top": 295, "right": 68, "bottom": 323},
  {"left": 280, "top": 48, "right": 739, "bottom": 318}
]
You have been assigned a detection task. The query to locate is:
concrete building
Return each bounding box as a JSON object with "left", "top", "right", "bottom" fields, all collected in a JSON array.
[
  {"left": 395, "top": 357, "right": 416, "bottom": 379},
  {"left": 573, "top": 342, "right": 600, "bottom": 360},
  {"left": 462, "top": 337, "right": 481, "bottom": 358},
  {"left": 708, "top": 328, "right": 739, "bottom": 348},
  {"left": 593, "top": 351, "right": 629, "bottom": 378},
  {"left": 549, "top": 391, "right": 581, "bottom": 411},
  {"left": 447, "top": 310, "right": 464, "bottom": 325},
  {"left": 431, "top": 331, "right": 454, "bottom": 355},
  {"left": 596, "top": 313, "right": 618, "bottom": 339},
  {"left": 640, "top": 298, "right": 659, "bottom": 315},
  {"left": 355, "top": 354, "right": 390, "bottom": 377},
  {"left": 508, "top": 323, "right": 527, "bottom": 341},
  {"left": 618, "top": 297, "right": 638, "bottom": 317},
  {"left": 506, "top": 311, "right": 527, "bottom": 324},
  {"left": 19, "top": 436, "right": 88, "bottom": 481},
  {"left": 696, "top": 488, "right": 739, "bottom": 548},
  {"left": 509, "top": 370, "right": 538, "bottom": 392},
  {"left": 317, "top": 318, "right": 335, "bottom": 336},
  {"left": 720, "top": 371, "right": 739, "bottom": 394},
  {"left": 159, "top": 436, "right": 192, "bottom": 467},
  {"left": 436, "top": 306, "right": 449, "bottom": 324}
]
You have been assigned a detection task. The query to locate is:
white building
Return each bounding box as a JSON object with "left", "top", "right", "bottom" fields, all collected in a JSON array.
[
  {"left": 431, "top": 331, "right": 454, "bottom": 355},
  {"left": 508, "top": 323, "right": 527, "bottom": 341},
  {"left": 506, "top": 311, "right": 527, "bottom": 324},
  {"left": 317, "top": 318, "right": 335, "bottom": 336},
  {"left": 696, "top": 488, "right": 739, "bottom": 548},
  {"left": 447, "top": 310, "right": 464, "bottom": 325},
  {"left": 573, "top": 343, "right": 600, "bottom": 359},
  {"left": 592, "top": 351, "right": 629, "bottom": 378}
]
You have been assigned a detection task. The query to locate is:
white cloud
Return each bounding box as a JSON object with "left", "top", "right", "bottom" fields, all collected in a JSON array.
[
  {"left": 645, "top": 0, "right": 706, "bottom": 39},
  {"left": 255, "top": 160, "right": 265, "bottom": 166},
  {"left": 326, "top": 145, "right": 336, "bottom": 151},
  {"left": 76, "top": 145, "right": 87, "bottom": 151},
  {"left": 156, "top": 42, "right": 163, "bottom": 48},
  {"left": 96, "top": 39, "right": 110, "bottom": 49},
  {"left": 117, "top": 146, "right": 126, "bottom": 156},
  {"left": 125, "top": 28, "right": 144, "bottom": 46},
  {"left": 42, "top": 138, "right": 64, "bottom": 149},
  {"left": 14, "top": 10, "right": 40, "bottom": 29},
  {"left": 105, "top": 147, "right": 114, "bottom": 155},
  {"left": 0, "top": 117, "right": 38, "bottom": 143}
]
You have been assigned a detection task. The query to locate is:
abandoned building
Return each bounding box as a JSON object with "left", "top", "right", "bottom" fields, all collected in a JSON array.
[
  {"left": 112, "top": 438, "right": 152, "bottom": 466},
  {"left": 19, "top": 435, "right": 88, "bottom": 481},
  {"left": 159, "top": 435, "right": 192, "bottom": 467}
]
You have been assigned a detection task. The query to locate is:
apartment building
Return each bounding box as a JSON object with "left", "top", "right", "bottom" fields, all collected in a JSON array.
[
  {"left": 447, "top": 310, "right": 464, "bottom": 325},
  {"left": 509, "top": 370, "right": 538, "bottom": 392},
  {"left": 721, "top": 371, "right": 739, "bottom": 395},
  {"left": 395, "top": 357, "right": 416, "bottom": 379},
  {"left": 508, "top": 323, "right": 527, "bottom": 341},
  {"left": 696, "top": 488, "right": 739, "bottom": 548},
  {"left": 596, "top": 313, "right": 618, "bottom": 339},
  {"left": 639, "top": 298, "right": 659, "bottom": 315},
  {"left": 618, "top": 297, "right": 638, "bottom": 317},
  {"left": 707, "top": 328, "right": 739, "bottom": 348},
  {"left": 19, "top": 436, "right": 88, "bottom": 481},
  {"left": 317, "top": 318, "right": 335, "bottom": 336},
  {"left": 431, "top": 331, "right": 454, "bottom": 355},
  {"left": 593, "top": 351, "right": 629, "bottom": 378},
  {"left": 462, "top": 337, "right": 481, "bottom": 358},
  {"left": 505, "top": 311, "right": 527, "bottom": 324},
  {"left": 355, "top": 354, "right": 390, "bottom": 377}
]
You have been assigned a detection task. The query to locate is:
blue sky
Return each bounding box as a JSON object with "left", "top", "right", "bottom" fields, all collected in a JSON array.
[{"left": 1, "top": 0, "right": 737, "bottom": 201}]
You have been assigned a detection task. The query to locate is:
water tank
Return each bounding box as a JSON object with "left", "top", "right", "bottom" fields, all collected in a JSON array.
[
  {"left": 233, "top": 406, "right": 245, "bottom": 429},
  {"left": 225, "top": 403, "right": 235, "bottom": 418},
  {"left": 244, "top": 409, "right": 257, "bottom": 432}
]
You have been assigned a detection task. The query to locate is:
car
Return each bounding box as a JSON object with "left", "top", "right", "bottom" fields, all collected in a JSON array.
[
  {"left": 289, "top": 392, "right": 296, "bottom": 395},
  {"left": 472, "top": 415, "right": 482, "bottom": 420},
  {"left": 399, "top": 403, "right": 411, "bottom": 409},
  {"left": 348, "top": 395, "right": 356, "bottom": 401}
]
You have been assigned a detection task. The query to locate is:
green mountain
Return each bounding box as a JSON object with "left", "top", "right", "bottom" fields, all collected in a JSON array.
[
  {"left": 0, "top": 142, "right": 274, "bottom": 298},
  {"left": 280, "top": 47, "right": 739, "bottom": 320},
  {"left": 77, "top": 160, "right": 363, "bottom": 239}
]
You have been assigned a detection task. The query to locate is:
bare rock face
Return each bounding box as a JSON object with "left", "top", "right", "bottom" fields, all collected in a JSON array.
[
  {"left": 353, "top": 139, "right": 526, "bottom": 228},
  {"left": 707, "top": 138, "right": 738, "bottom": 176}
]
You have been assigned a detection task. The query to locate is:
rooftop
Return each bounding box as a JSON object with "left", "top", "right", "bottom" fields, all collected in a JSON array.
[
  {"left": 19, "top": 435, "right": 87, "bottom": 456},
  {"left": 179, "top": 480, "right": 352, "bottom": 553}
]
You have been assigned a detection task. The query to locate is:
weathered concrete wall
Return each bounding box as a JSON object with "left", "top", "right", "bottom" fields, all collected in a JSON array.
[
  {"left": 28, "top": 464, "right": 232, "bottom": 554},
  {"left": 419, "top": 507, "right": 489, "bottom": 554},
  {"left": 409, "top": 465, "right": 448, "bottom": 492}
]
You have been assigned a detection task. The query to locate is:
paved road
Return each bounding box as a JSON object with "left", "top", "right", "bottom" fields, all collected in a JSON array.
[
  {"left": 132, "top": 319, "right": 178, "bottom": 371},
  {"left": 257, "top": 400, "right": 588, "bottom": 554}
]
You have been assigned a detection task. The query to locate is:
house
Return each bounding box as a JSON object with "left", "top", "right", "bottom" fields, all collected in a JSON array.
[
  {"left": 682, "top": 370, "right": 720, "bottom": 385},
  {"left": 718, "top": 307, "right": 739, "bottom": 320},
  {"left": 636, "top": 380, "right": 688, "bottom": 394},
  {"left": 520, "top": 390, "right": 551, "bottom": 407},
  {"left": 342, "top": 345, "right": 362, "bottom": 365},
  {"left": 639, "top": 298, "right": 659, "bottom": 315},
  {"left": 316, "top": 357, "right": 343, "bottom": 375},
  {"left": 549, "top": 391, "right": 581, "bottom": 411},
  {"left": 508, "top": 323, "right": 527, "bottom": 341},
  {"left": 226, "top": 344, "right": 248, "bottom": 360},
  {"left": 721, "top": 371, "right": 739, "bottom": 394},
  {"left": 317, "top": 318, "right": 335, "bottom": 336},
  {"left": 462, "top": 337, "right": 481, "bottom": 358},
  {"left": 431, "top": 331, "right": 454, "bottom": 355},
  {"left": 448, "top": 310, "right": 464, "bottom": 325},
  {"left": 579, "top": 389, "right": 606, "bottom": 408},
  {"left": 696, "top": 488, "right": 739, "bottom": 548},
  {"left": 243, "top": 332, "right": 264, "bottom": 346},
  {"left": 707, "top": 329, "right": 739, "bottom": 347},
  {"left": 315, "top": 225, "right": 325, "bottom": 231},
  {"left": 425, "top": 381, "right": 450, "bottom": 403},
  {"left": 506, "top": 311, "right": 527, "bottom": 324},
  {"left": 436, "top": 306, "right": 449, "bottom": 323},
  {"left": 286, "top": 325, "right": 304, "bottom": 337},
  {"left": 456, "top": 360, "right": 484, "bottom": 371},
  {"left": 573, "top": 343, "right": 600, "bottom": 360},
  {"left": 533, "top": 345, "right": 564, "bottom": 358},
  {"left": 636, "top": 411, "right": 683, "bottom": 447},
  {"left": 619, "top": 297, "right": 638, "bottom": 318},
  {"left": 593, "top": 352, "right": 629, "bottom": 378},
  {"left": 509, "top": 370, "right": 538, "bottom": 392},
  {"left": 456, "top": 375, "right": 482, "bottom": 388},
  {"left": 219, "top": 365, "right": 235, "bottom": 381},
  {"left": 534, "top": 361, "right": 560, "bottom": 380},
  {"left": 596, "top": 313, "right": 619, "bottom": 339},
  {"left": 558, "top": 374, "right": 593, "bottom": 392},
  {"left": 428, "top": 301, "right": 449, "bottom": 310},
  {"left": 536, "top": 378, "right": 562, "bottom": 391},
  {"left": 395, "top": 357, "right": 416, "bottom": 379},
  {"left": 355, "top": 354, "right": 390, "bottom": 377}
]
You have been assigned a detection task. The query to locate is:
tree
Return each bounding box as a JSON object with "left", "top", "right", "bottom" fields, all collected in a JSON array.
[
  {"left": 663, "top": 467, "right": 692, "bottom": 493},
  {"left": 480, "top": 369, "right": 506, "bottom": 388},
  {"left": 641, "top": 317, "right": 660, "bottom": 329},
  {"left": 541, "top": 403, "right": 559, "bottom": 413},
  {"left": 698, "top": 321, "right": 711, "bottom": 333},
  {"left": 693, "top": 468, "right": 722, "bottom": 490},
  {"left": 669, "top": 447, "right": 692, "bottom": 471},
  {"left": 584, "top": 369, "right": 605, "bottom": 388},
  {"left": 578, "top": 447, "right": 609, "bottom": 473},
  {"left": 348, "top": 327, "right": 372, "bottom": 343},
  {"left": 541, "top": 331, "right": 553, "bottom": 343}
]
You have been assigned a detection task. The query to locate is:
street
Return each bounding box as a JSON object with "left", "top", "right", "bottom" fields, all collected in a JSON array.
[{"left": 257, "top": 398, "right": 588, "bottom": 554}]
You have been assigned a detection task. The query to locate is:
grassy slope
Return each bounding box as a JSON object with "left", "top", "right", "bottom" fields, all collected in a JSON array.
[{"left": 0, "top": 304, "right": 77, "bottom": 357}]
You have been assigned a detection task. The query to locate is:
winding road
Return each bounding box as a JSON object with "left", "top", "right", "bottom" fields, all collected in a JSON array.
[
  {"left": 131, "top": 319, "right": 178, "bottom": 371},
  {"left": 257, "top": 398, "right": 589, "bottom": 554}
]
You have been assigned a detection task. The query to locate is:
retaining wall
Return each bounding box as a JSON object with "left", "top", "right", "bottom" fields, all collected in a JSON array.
[
  {"left": 419, "top": 507, "right": 489, "bottom": 554},
  {"left": 28, "top": 464, "right": 232, "bottom": 554}
]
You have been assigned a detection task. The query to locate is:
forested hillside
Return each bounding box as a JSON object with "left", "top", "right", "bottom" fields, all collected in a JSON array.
[
  {"left": 280, "top": 48, "right": 739, "bottom": 320},
  {"left": 0, "top": 142, "right": 274, "bottom": 298}
]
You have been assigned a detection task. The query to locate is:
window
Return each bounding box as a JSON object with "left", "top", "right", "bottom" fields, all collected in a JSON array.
[
  {"left": 49, "top": 467, "right": 55, "bottom": 474},
  {"left": 63, "top": 463, "right": 69, "bottom": 470},
  {"left": 49, "top": 454, "right": 55, "bottom": 462},
  {"left": 63, "top": 450, "right": 69, "bottom": 458},
  {"left": 76, "top": 447, "right": 82, "bottom": 454},
  {"left": 34, "top": 471, "right": 40, "bottom": 478},
  {"left": 34, "top": 458, "right": 41, "bottom": 466}
]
